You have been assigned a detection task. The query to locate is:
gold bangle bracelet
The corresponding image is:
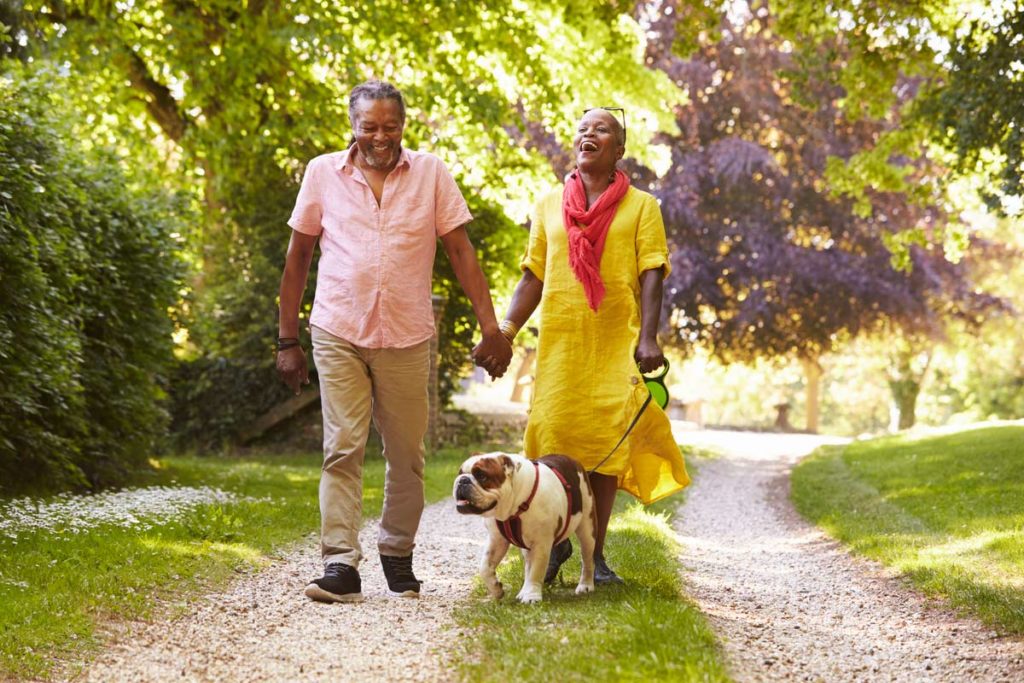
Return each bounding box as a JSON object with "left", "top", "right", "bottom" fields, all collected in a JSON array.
[{"left": 498, "top": 319, "right": 519, "bottom": 344}]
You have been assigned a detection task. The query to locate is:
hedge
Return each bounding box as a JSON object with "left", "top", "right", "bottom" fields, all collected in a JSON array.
[{"left": 0, "top": 70, "right": 187, "bottom": 493}]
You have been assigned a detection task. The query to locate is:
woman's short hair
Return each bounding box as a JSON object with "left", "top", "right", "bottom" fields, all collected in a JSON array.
[{"left": 348, "top": 80, "right": 406, "bottom": 125}]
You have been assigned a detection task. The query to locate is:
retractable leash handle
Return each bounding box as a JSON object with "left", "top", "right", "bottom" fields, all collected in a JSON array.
[{"left": 642, "top": 358, "right": 670, "bottom": 409}]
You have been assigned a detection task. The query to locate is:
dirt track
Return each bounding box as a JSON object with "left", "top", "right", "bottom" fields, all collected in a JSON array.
[
  {"left": 674, "top": 430, "right": 1024, "bottom": 682},
  {"left": 77, "top": 501, "right": 483, "bottom": 682}
]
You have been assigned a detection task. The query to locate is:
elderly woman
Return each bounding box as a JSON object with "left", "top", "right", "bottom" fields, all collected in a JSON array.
[{"left": 492, "top": 107, "right": 690, "bottom": 584}]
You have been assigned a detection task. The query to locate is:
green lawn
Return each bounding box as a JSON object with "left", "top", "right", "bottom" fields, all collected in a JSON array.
[
  {"left": 791, "top": 423, "right": 1024, "bottom": 633},
  {"left": 0, "top": 447, "right": 467, "bottom": 680},
  {"left": 450, "top": 449, "right": 730, "bottom": 683}
]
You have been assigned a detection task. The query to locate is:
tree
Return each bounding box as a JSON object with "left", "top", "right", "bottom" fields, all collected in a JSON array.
[
  {"left": 6, "top": 0, "right": 685, "bottom": 443},
  {"left": 633, "top": 1, "right": 1008, "bottom": 429},
  {"left": 772, "top": 0, "right": 1024, "bottom": 208},
  {"left": 923, "top": 3, "right": 1024, "bottom": 206}
]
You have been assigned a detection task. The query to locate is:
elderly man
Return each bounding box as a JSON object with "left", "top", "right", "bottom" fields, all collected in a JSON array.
[{"left": 276, "top": 80, "right": 511, "bottom": 603}]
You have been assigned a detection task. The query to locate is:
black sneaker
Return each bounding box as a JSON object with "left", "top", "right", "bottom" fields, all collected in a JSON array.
[
  {"left": 544, "top": 539, "right": 573, "bottom": 584},
  {"left": 305, "top": 562, "right": 364, "bottom": 603},
  {"left": 594, "top": 554, "right": 625, "bottom": 585},
  {"left": 380, "top": 553, "right": 421, "bottom": 597}
]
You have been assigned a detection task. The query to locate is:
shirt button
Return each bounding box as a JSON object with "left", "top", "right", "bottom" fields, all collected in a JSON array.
[{"left": 630, "top": 376, "right": 640, "bottom": 385}]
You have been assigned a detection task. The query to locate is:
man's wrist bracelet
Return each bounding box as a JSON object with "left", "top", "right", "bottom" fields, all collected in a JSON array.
[
  {"left": 277, "top": 337, "right": 300, "bottom": 351},
  {"left": 498, "top": 320, "right": 519, "bottom": 344}
]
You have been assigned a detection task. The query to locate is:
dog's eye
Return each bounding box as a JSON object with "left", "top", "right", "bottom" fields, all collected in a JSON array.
[{"left": 473, "top": 469, "right": 487, "bottom": 483}]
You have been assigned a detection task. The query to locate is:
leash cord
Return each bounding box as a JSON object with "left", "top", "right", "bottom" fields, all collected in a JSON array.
[{"left": 587, "top": 391, "right": 652, "bottom": 475}]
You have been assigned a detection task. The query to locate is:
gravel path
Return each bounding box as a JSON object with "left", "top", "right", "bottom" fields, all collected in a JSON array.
[
  {"left": 674, "top": 430, "right": 1024, "bottom": 683},
  {"left": 76, "top": 500, "right": 485, "bottom": 682}
]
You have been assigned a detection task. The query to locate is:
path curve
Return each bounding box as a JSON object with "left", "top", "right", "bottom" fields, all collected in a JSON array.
[
  {"left": 77, "top": 500, "right": 485, "bottom": 682},
  {"left": 674, "top": 430, "right": 1024, "bottom": 683}
]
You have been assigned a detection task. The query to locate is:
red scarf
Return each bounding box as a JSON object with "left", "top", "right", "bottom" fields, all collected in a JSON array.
[{"left": 562, "top": 169, "right": 630, "bottom": 311}]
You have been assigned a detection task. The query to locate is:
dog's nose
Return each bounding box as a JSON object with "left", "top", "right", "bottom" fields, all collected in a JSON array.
[{"left": 455, "top": 477, "right": 473, "bottom": 498}]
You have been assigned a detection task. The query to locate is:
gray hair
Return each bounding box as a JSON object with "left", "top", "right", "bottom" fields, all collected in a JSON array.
[{"left": 348, "top": 80, "right": 406, "bottom": 125}]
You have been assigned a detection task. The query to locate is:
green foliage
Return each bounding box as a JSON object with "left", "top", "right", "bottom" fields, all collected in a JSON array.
[
  {"left": 0, "top": 67, "right": 187, "bottom": 492},
  {"left": 923, "top": 2, "right": 1024, "bottom": 203},
  {"left": 776, "top": 0, "right": 1024, "bottom": 209},
  {"left": 168, "top": 162, "right": 310, "bottom": 446},
  {"left": 434, "top": 197, "right": 526, "bottom": 403},
  {"left": 792, "top": 425, "right": 1024, "bottom": 633},
  {"left": 167, "top": 356, "right": 296, "bottom": 448}
]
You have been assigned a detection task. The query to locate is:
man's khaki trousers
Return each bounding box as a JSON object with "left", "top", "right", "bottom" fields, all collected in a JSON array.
[{"left": 311, "top": 325, "right": 429, "bottom": 568}]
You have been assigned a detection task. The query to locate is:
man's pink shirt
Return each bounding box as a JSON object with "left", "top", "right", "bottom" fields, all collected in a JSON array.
[{"left": 288, "top": 147, "right": 472, "bottom": 349}]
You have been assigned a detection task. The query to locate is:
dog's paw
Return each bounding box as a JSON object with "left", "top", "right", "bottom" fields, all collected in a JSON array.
[
  {"left": 488, "top": 582, "right": 505, "bottom": 600},
  {"left": 575, "top": 582, "right": 595, "bottom": 595},
  {"left": 516, "top": 588, "right": 543, "bottom": 604}
]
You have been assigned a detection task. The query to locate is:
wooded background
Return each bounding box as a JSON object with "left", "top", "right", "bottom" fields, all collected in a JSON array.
[{"left": 1, "top": 0, "right": 1021, "bottom": 493}]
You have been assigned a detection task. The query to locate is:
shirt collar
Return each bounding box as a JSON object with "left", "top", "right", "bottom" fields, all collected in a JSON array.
[{"left": 336, "top": 145, "right": 412, "bottom": 175}]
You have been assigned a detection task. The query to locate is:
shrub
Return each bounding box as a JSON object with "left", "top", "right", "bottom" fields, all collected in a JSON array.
[{"left": 0, "top": 68, "right": 187, "bottom": 492}]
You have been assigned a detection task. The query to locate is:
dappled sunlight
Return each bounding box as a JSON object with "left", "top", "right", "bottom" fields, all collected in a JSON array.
[
  {"left": 673, "top": 426, "right": 850, "bottom": 460},
  {"left": 793, "top": 423, "right": 1024, "bottom": 631},
  {"left": 894, "top": 420, "right": 1024, "bottom": 443},
  {"left": 139, "top": 536, "right": 262, "bottom": 563},
  {"left": 911, "top": 531, "right": 1024, "bottom": 588},
  {"left": 445, "top": 534, "right": 489, "bottom": 548},
  {"left": 283, "top": 472, "right": 318, "bottom": 484}
]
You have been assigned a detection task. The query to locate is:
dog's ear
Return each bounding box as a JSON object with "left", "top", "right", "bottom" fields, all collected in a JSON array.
[
  {"left": 470, "top": 451, "right": 483, "bottom": 456},
  {"left": 500, "top": 454, "right": 516, "bottom": 473}
]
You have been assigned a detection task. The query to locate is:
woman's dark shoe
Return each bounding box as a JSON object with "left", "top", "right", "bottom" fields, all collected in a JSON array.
[
  {"left": 544, "top": 539, "right": 573, "bottom": 584},
  {"left": 594, "top": 554, "right": 625, "bottom": 585}
]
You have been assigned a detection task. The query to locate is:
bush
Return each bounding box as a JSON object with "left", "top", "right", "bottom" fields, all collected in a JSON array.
[
  {"left": 0, "top": 69, "right": 187, "bottom": 492},
  {"left": 168, "top": 356, "right": 303, "bottom": 449}
]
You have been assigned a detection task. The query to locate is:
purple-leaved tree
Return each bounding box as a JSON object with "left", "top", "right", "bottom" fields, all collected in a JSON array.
[{"left": 631, "top": 1, "right": 1009, "bottom": 430}]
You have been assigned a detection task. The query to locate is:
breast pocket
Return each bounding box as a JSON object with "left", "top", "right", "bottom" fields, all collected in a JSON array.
[
  {"left": 393, "top": 197, "right": 436, "bottom": 235},
  {"left": 323, "top": 204, "right": 375, "bottom": 245}
]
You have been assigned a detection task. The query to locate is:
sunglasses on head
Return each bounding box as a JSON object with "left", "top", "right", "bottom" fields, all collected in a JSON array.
[{"left": 583, "top": 106, "right": 626, "bottom": 144}]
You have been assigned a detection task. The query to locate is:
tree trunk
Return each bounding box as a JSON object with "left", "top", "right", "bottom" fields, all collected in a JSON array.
[
  {"left": 802, "top": 358, "right": 822, "bottom": 434},
  {"left": 509, "top": 347, "right": 536, "bottom": 403},
  {"left": 889, "top": 380, "right": 921, "bottom": 431},
  {"left": 887, "top": 341, "right": 932, "bottom": 432}
]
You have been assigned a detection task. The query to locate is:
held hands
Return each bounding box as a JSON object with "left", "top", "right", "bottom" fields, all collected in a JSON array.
[
  {"left": 634, "top": 337, "right": 666, "bottom": 375},
  {"left": 276, "top": 346, "right": 310, "bottom": 395},
  {"left": 472, "top": 330, "right": 513, "bottom": 380}
]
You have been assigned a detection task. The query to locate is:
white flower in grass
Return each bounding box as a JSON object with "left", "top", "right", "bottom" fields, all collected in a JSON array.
[{"left": 0, "top": 486, "right": 266, "bottom": 538}]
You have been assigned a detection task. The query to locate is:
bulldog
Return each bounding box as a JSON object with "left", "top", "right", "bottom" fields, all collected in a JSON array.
[{"left": 453, "top": 452, "right": 596, "bottom": 603}]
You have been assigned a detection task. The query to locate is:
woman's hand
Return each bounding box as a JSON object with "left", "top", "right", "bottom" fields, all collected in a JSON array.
[{"left": 634, "top": 337, "right": 666, "bottom": 374}]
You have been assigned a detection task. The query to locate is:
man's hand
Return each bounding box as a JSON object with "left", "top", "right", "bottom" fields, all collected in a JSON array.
[
  {"left": 276, "top": 346, "right": 310, "bottom": 395},
  {"left": 472, "top": 331, "right": 513, "bottom": 379},
  {"left": 634, "top": 337, "right": 666, "bottom": 375}
]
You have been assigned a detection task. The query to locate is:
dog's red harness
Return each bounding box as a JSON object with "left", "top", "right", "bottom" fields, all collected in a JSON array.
[{"left": 495, "top": 461, "right": 574, "bottom": 550}]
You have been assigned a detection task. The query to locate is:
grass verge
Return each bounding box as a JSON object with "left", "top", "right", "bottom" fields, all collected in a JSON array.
[
  {"left": 791, "top": 423, "right": 1024, "bottom": 634},
  {"left": 450, "top": 447, "right": 730, "bottom": 683},
  {"left": 0, "top": 445, "right": 471, "bottom": 680}
]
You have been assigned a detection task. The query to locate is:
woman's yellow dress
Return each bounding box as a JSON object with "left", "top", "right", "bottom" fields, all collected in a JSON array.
[{"left": 521, "top": 185, "right": 690, "bottom": 504}]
